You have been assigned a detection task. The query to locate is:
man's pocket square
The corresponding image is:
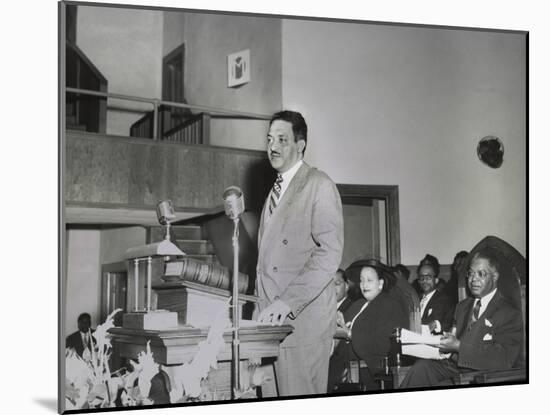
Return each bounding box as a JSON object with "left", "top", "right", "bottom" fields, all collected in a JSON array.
[
  {"left": 483, "top": 333, "right": 493, "bottom": 341},
  {"left": 484, "top": 318, "right": 493, "bottom": 327},
  {"left": 428, "top": 308, "right": 433, "bottom": 316}
]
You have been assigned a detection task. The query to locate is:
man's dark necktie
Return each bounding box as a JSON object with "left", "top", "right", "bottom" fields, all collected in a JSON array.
[
  {"left": 469, "top": 299, "right": 482, "bottom": 327},
  {"left": 268, "top": 174, "right": 283, "bottom": 216}
]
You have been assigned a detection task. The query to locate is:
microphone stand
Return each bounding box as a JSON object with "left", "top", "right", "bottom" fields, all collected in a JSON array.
[{"left": 231, "top": 217, "right": 241, "bottom": 398}]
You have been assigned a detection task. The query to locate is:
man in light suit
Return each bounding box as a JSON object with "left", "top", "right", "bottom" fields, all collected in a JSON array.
[
  {"left": 400, "top": 249, "right": 523, "bottom": 388},
  {"left": 256, "top": 110, "right": 344, "bottom": 396}
]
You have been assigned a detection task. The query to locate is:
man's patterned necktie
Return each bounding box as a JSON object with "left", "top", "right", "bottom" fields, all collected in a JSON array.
[
  {"left": 470, "top": 299, "right": 482, "bottom": 326},
  {"left": 269, "top": 174, "right": 283, "bottom": 216}
]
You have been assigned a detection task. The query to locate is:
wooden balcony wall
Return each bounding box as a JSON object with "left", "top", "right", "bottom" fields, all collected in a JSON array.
[{"left": 65, "top": 131, "right": 275, "bottom": 224}]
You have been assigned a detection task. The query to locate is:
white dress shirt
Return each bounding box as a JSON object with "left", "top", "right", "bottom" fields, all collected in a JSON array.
[
  {"left": 476, "top": 288, "right": 498, "bottom": 317},
  {"left": 277, "top": 159, "right": 303, "bottom": 201}
]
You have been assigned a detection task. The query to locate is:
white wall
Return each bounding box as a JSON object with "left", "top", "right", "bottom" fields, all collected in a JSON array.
[
  {"left": 162, "top": 11, "right": 186, "bottom": 57},
  {"left": 281, "top": 20, "right": 526, "bottom": 264},
  {"left": 100, "top": 226, "right": 147, "bottom": 265},
  {"left": 65, "top": 229, "right": 101, "bottom": 335},
  {"left": 77, "top": 6, "right": 164, "bottom": 136},
  {"left": 182, "top": 12, "right": 282, "bottom": 149},
  {"left": 65, "top": 227, "right": 147, "bottom": 336}
]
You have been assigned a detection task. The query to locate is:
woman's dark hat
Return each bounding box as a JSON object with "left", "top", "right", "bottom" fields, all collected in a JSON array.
[{"left": 344, "top": 258, "right": 396, "bottom": 290}]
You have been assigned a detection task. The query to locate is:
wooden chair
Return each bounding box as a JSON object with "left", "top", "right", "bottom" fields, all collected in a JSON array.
[
  {"left": 452, "top": 236, "right": 526, "bottom": 385},
  {"left": 380, "top": 236, "right": 527, "bottom": 389}
]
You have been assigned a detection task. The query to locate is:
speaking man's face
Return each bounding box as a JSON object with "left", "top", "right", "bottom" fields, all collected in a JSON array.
[{"left": 267, "top": 120, "right": 304, "bottom": 173}]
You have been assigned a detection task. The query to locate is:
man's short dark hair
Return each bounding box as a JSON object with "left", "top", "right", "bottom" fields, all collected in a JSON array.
[
  {"left": 336, "top": 268, "right": 347, "bottom": 282},
  {"left": 393, "top": 264, "right": 411, "bottom": 280},
  {"left": 418, "top": 254, "right": 440, "bottom": 277},
  {"left": 270, "top": 110, "right": 308, "bottom": 155},
  {"left": 78, "top": 312, "right": 91, "bottom": 322},
  {"left": 454, "top": 250, "right": 469, "bottom": 261}
]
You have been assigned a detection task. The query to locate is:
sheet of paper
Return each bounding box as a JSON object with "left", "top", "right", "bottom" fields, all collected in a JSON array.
[
  {"left": 400, "top": 328, "right": 441, "bottom": 345},
  {"left": 421, "top": 324, "right": 431, "bottom": 336},
  {"left": 402, "top": 344, "right": 446, "bottom": 360}
]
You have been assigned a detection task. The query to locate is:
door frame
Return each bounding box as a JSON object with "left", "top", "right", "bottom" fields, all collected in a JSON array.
[
  {"left": 337, "top": 184, "right": 401, "bottom": 266},
  {"left": 162, "top": 43, "right": 185, "bottom": 102}
]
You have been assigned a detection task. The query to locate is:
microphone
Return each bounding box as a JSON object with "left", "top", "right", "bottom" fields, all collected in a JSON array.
[
  {"left": 156, "top": 200, "right": 176, "bottom": 225},
  {"left": 223, "top": 186, "right": 245, "bottom": 220}
]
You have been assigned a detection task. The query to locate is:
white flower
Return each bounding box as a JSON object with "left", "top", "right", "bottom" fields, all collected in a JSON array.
[
  {"left": 483, "top": 333, "right": 493, "bottom": 341},
  {"left": 131, "top": 341, "right": 158, "bottom": 399}
]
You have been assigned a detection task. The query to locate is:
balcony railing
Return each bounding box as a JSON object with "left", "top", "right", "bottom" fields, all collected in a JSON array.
[{"left": 65, "top": 87, "right": 272, "bottom": 142}]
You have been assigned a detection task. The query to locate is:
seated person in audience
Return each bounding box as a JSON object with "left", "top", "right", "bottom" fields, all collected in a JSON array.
[
  {"left": 400, "top": 249, "right": 523, "bottom": 388},
  {"left": 334, "top": 268, "right": 353, "bottom": 313},
  {"left": 328, "top": 259, "right": 409, "bottom": 392},
  {"left": 442, "top": 250, "right": 469, "bottom": 306},
  {"left": 66, "top": 312, "right": 95, "bottom": 362},
  {"left": 390, "top": 264, "right": 420, "bottom": 326},
  {"left": 411, "top": 254, "right": 446, "bottom": 295},
  {"left": 417, "top": 262, "right": 455, "bottom": 333}
]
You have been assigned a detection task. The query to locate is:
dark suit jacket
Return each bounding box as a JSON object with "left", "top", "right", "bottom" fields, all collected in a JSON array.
[
  {"left": 454, "top": 290, "right": 523, "bottom": 370},
  {"left": 421, "top": 290, "right": 455, "bottom": 332},
  {"left": 338, "top": 297, "right": 354, "bottom": 314},
  {"left": 66, "top": 330, "right": 95, "bottom": 357}
]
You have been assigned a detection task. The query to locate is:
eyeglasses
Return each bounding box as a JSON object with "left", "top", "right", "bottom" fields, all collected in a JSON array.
[
  {"left": 467, "top": 269, "right": 494, "bottom": 280},
  {"left": 417, "top": 274, "right": 436, "bottom": 281}
]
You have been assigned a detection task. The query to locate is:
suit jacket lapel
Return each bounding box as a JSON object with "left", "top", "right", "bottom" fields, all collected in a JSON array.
[
  {"left": 421, "top": 291, "right": 438, "bottom": 320},
  {"left": 457, "top": 291, "right": 503, "bottom": 337},
  {"left": 479, "top": 290, "right": 503, "bottom": 321},
  {"left": 258, "top": 163, "right": 311, "bottom": 252}
]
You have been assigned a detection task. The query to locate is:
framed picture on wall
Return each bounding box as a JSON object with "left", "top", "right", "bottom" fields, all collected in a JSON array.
[
  {"left": 58, "top": 0, "right": 528, "bottom": 414},
  {"left": 228, "top": 49, "right": 251, "bottom": 87}
]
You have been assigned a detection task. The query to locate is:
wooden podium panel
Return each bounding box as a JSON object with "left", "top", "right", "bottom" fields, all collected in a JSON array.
[
  {"left": 152, "top": 281, "right": 258, "bottom": 328},
  {"left": 109, "top": 323, "right": 293, "bottom": 399}
]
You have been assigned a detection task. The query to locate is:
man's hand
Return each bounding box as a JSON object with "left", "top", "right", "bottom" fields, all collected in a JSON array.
[
  {"left": 438, "top": 332, "right": 461, "bottom": 352},
  {"left": 257, "top": 300, "right": 291, "bottom": 326}
]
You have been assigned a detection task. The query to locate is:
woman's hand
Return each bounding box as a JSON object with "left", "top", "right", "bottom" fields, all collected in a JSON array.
[{"left": 336, "top": 311, "right": 346, "bottom": 328}]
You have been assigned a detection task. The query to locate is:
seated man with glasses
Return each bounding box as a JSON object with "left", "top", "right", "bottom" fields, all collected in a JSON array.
[
  {"left": 400, "top": 249, "right": 523, "bottom": 388},
  {"left": 417, "top": 259, "right": 455, "bottom": 333}
]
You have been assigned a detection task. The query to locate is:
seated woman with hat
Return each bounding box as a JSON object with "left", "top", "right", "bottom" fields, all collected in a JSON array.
[{"left": 327, "top": 259, "right": 409, "bottom": 392}]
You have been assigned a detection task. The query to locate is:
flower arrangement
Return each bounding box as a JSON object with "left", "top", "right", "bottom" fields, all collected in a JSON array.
[{"left": 65, "top": 301, "right": 269, "bottom": 409}]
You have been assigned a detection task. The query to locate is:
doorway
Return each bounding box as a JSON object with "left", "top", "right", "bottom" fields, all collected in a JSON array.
[
  {"left": 161, "top": 44, "right": 190, "bottom": 134},
  {"left": 337, "top": 184, "right": 400, "bottom": 267}
]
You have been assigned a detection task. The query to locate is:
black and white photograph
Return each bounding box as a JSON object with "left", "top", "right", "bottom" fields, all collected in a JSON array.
[
  {"left": 58, "top": 0, "right": 530, "bottom": 412},
  {"left": 4, "top": 0, "right": 548, "bottom": 414}
]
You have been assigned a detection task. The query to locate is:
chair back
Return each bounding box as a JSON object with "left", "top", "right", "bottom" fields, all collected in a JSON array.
[{"left": 457, "top": 235, "right": 526, "bottom": 366}]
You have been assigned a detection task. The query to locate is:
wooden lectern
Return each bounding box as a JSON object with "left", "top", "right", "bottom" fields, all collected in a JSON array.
[
  {"left": 109, "top": 323, "right": 292, "bottom": 399},
  {"left": 108, "top": 238, "right": 293, "bottom": 400}
]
